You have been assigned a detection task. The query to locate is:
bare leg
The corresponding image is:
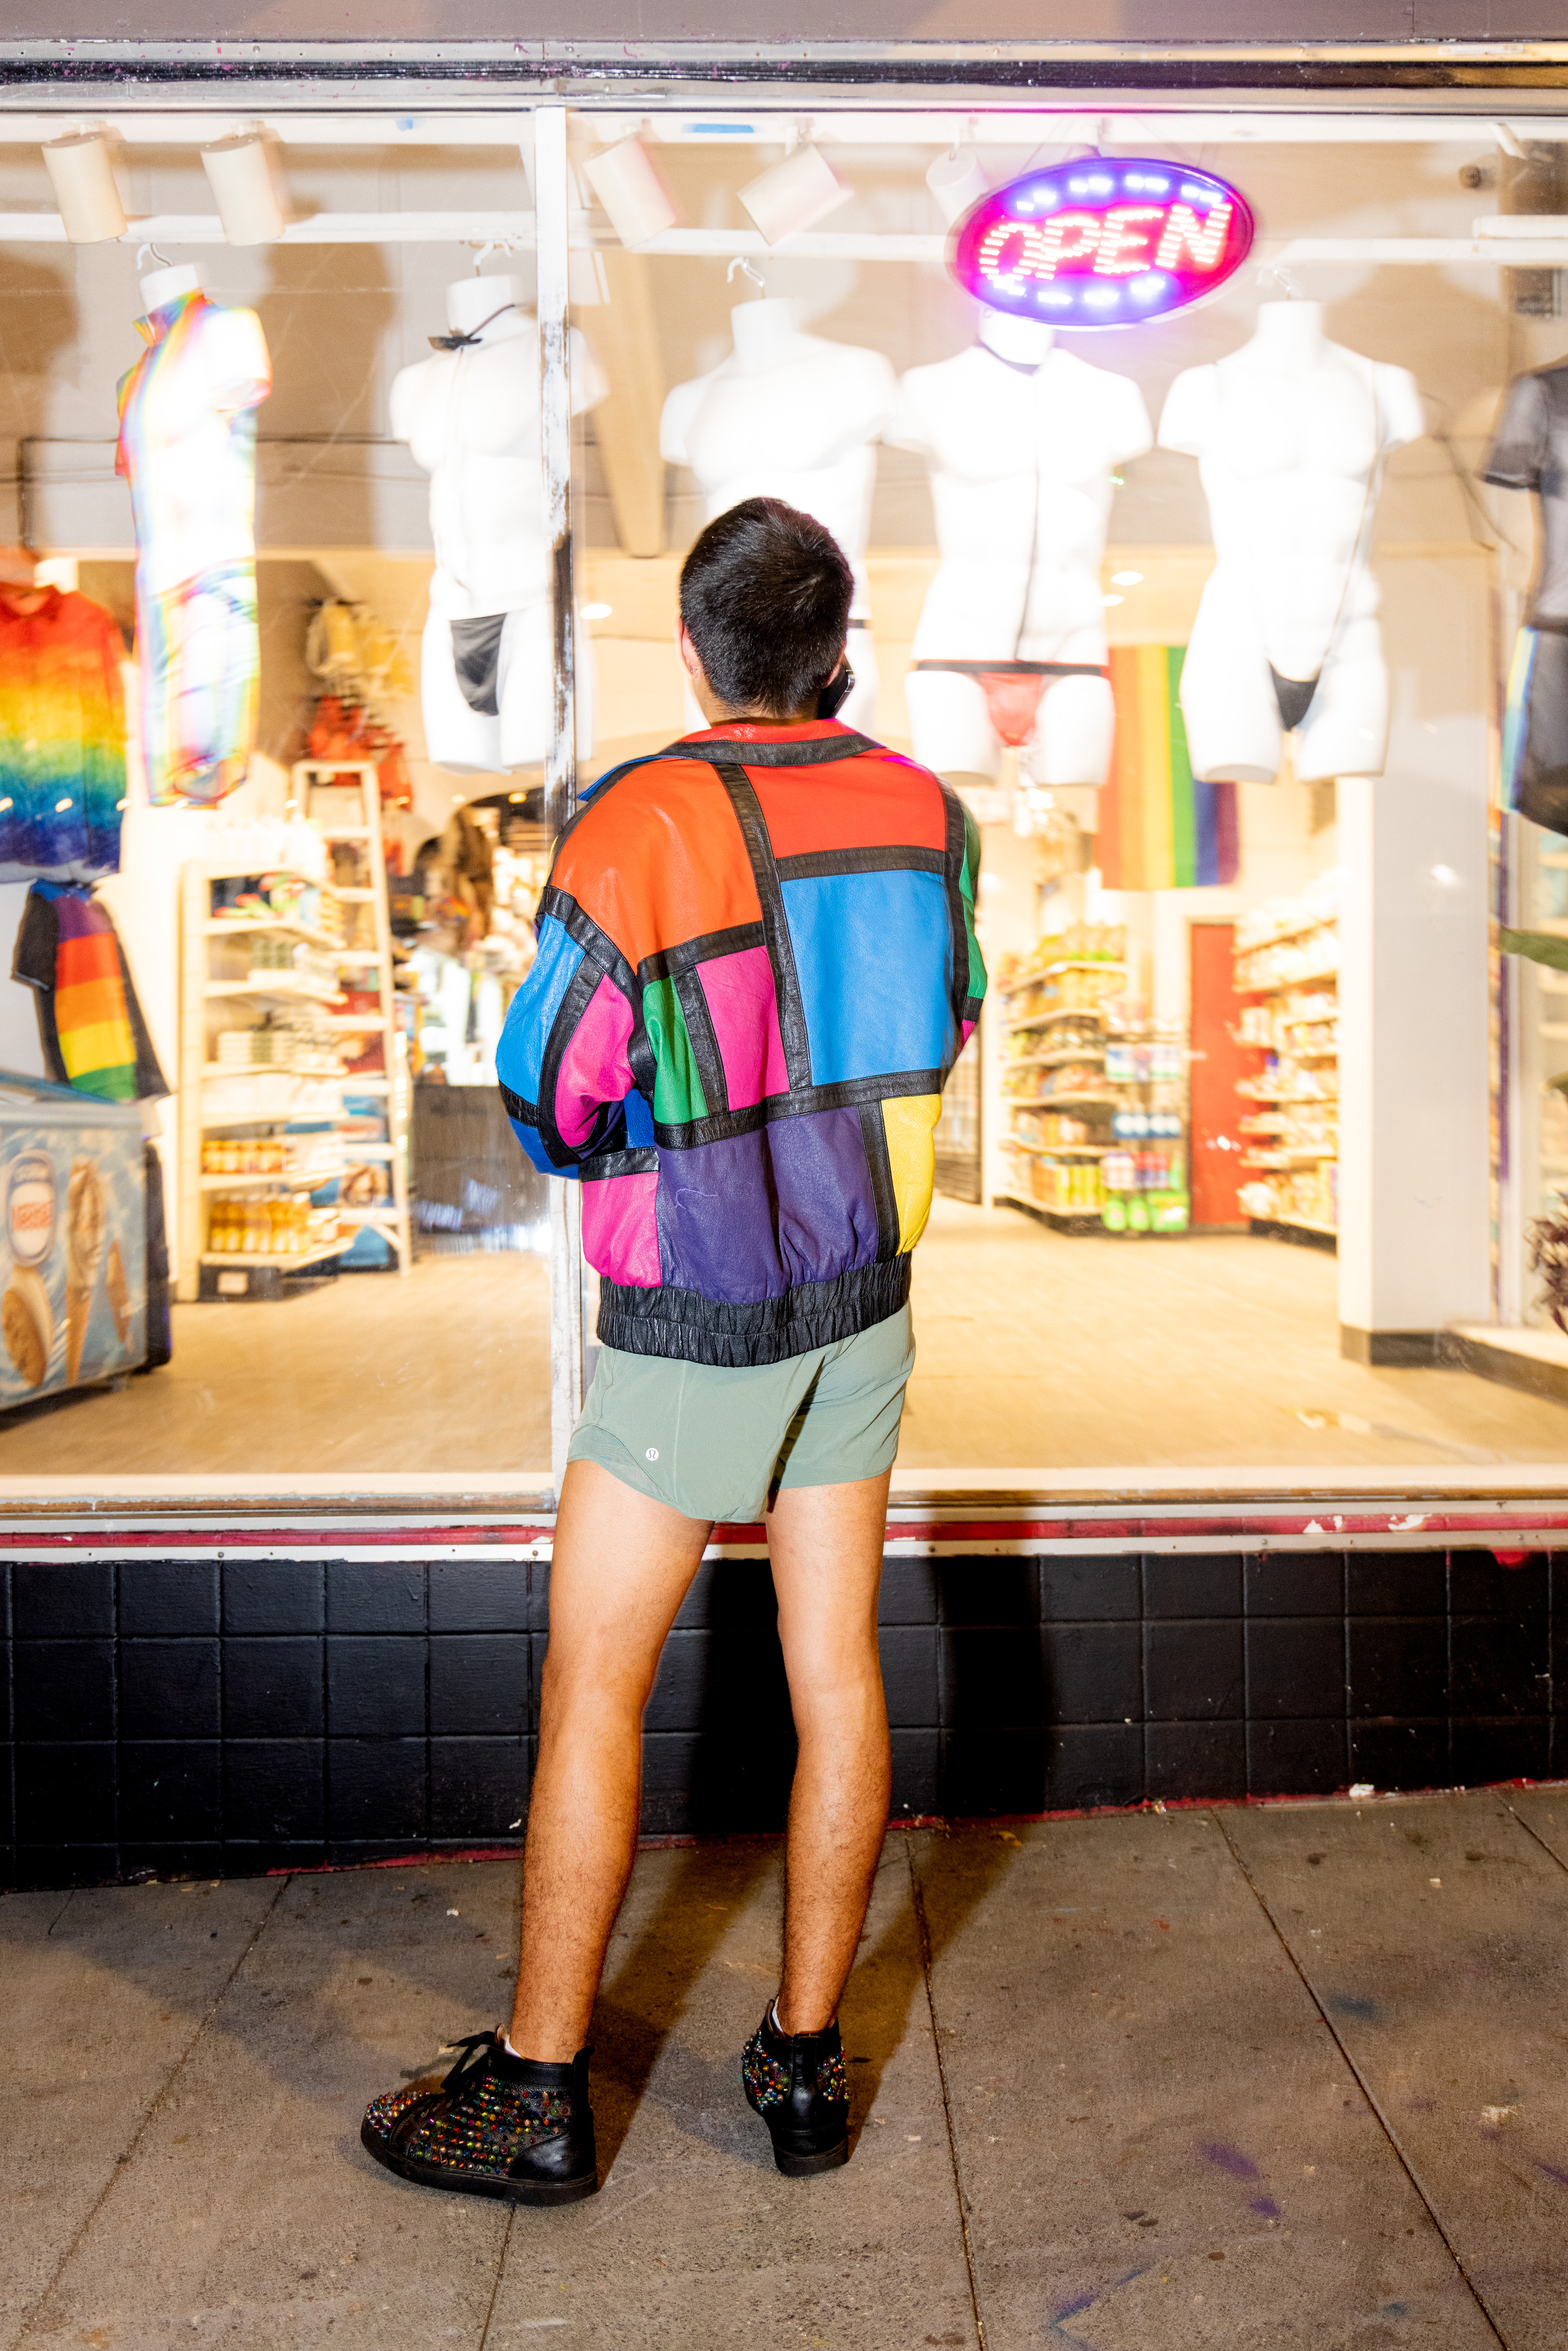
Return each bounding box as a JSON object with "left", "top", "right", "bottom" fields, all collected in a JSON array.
[
  {"left": 768, "top": 1472, "right": 892, "bottom": 2035},
  {"left": 509, "top": 1458, "right": 711, "bottom": 2061}
]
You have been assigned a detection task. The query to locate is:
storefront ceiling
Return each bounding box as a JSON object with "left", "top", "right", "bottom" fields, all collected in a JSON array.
[{"left": 2, "top": 14, "right": 1568, "bottom": 100}]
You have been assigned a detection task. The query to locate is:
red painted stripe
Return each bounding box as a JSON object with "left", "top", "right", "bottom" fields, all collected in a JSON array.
[{"left": 0, "top": 1508, "right": 1565, "bottom": 1552}]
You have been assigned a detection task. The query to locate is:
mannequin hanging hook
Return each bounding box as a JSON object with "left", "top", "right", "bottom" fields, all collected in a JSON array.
[
  {"left": 469, "top": 233, "right": 524, "bottom": 273},
  {"left": 727, "top": 254, "right": 766, "bottom": 294},
  {"left": 136, "top": 241, "right": 174, "bottom": 271},
  {"left": 1258, "top": 257, "right": 1307, "bottom": 300}
]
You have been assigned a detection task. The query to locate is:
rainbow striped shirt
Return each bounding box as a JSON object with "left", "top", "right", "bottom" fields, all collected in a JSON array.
[{"left": 0, "top": 587, "right": 126, "bottom": 882}]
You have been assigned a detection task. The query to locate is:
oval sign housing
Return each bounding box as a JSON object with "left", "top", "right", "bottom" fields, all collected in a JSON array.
[{"left": 950, "top": 158, "right": 1254, "bottom": 329}]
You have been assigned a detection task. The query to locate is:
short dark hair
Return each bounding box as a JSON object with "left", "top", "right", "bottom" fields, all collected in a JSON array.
[{"left": 679, "top": 496, "right": 854, "bottom": 719}]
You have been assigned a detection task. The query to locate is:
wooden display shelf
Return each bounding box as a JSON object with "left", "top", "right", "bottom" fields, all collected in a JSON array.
[
  {"left": 206, "top": 977, "right": 344, "bottom": 1004},
  {"left": 1234, "top": 913, "right": 1336, "bottom": 954},
  {"left": 996, "top": 1190, "right": 1106, "bottom": 1234},
  {"left": 1005, "top": 1012, "right": 1108, "bottom": 1036},
  {"left": 1248, "top": 1215, "right": 1338, "bottom": 1253},
  {"left": 999, "top": 960, "right": 1125, "bottom": 997},
  {"left": 203, "top": 1062, "right": 345, "bottom": 1081},
  {"left": 198, "top": 1169, "right": 343, "bottom": 1191},
  {"left": 1013, "top": 1090, "right": 1120, "bottom": 1110},
  {"left": 204, "top": 916, "right": 344, "bottom": 952},
  {"left": 200, "top": 1238, "right": 345, "bottom": 1271},
  {"left": 1007, "top": 1137, "right": 1110, "bottom": 1157},
  {"left": 1236, "top": 963, "right": 1340, "bottom": 995}
]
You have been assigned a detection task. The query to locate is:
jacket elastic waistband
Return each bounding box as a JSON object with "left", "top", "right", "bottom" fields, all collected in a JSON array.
[{"left": 596, "top": 1259, "right": 913, "bottom": 1368}]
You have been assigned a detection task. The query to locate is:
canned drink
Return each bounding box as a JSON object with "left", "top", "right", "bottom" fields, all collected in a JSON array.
[{"left": 7, "top": 1152, "right": 56, "bottom": 1266}]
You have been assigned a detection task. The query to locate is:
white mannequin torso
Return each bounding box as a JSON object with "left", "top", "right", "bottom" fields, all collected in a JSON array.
[
  {"left": 660, "top": 301, "right": 898, "bottom": 618},
  {"left": 390, "top": 283, "right": 606, "bottom": 621},
  {"left": 888, "top": 335, "right": 1152, "bottom": 661},
  {"left": 1159, "top": 302, "right": 1424, "bottom": 682},
  {"left": 1158, "top": 302, "right": 1425, "bottom": 782}
]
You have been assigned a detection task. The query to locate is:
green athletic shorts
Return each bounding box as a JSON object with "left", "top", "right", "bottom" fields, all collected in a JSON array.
[{"left": 566, "top": 1304, "right": 915, "bottom": 1523}]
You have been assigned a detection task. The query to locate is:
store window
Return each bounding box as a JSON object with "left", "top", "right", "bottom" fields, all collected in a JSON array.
[{"left": 0, "top": 98, "right": 1563, "bottom": 1492}]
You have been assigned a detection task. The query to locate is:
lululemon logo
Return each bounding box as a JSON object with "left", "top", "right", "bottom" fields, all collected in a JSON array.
[{"left": 645, "top": 1447, "right": 659, "bottom": 1460}]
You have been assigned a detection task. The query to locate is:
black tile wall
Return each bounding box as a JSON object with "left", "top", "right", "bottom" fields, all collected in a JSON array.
[
  {"left": 326, "top": 1638, "right": 427, "bottom": 1738},
  {"left": 120, "top": 1640, "right": 220, "bottom": 1740},
  {"left": 15, "top": 1560, "right": 113, "bottom": 1638},
  {"left": 1247, "top": 1618, "right": 1345, "bottom": 1719},
  {"left": 120, "top": 1560, "right": 220, "bottom": 1639},
  {"left": 223, "top": 1638, "right": 324, "bottom": 1739},
  {"left": 2, "top": 1548, "right": 1563, "bottom": 1888}
]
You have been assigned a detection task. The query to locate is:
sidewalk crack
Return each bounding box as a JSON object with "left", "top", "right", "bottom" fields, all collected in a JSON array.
[
  {"left": 906, "top": 1835, "right": 988, "bottom": 2351},
  {"left": 1212, "top": 1807, "right": 1511, "bottom": 2351}
]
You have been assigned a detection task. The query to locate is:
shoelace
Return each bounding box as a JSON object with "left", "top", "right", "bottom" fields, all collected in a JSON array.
[{"left": 437, "top": 2031, "right": 500, "bottom": 2095}]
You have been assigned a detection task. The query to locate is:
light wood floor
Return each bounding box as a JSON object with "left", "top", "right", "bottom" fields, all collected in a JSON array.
[
  {"left": 902, "top": 1198, "right": 1568, "bottom": 1470},
  {"left": 1, "top": 1199, "right": 1565, "bottom": 1478}
]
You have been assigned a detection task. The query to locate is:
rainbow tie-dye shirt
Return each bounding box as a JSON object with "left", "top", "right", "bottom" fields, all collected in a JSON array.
[
  {"left": 117, "top": 290, "right": 271, "bottom": 805},
  {"left": 0, "top": 586, "right": 127, "bottom": 881}
]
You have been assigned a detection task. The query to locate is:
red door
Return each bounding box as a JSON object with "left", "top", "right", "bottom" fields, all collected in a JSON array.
[{"left": 1188, "top": 921, "right": 1258, "bottom": 1230}]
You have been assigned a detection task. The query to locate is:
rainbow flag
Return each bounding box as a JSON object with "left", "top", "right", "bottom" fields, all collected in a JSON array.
[{"left": 1100, "top": 645, "right": 1239, "bottom": 890}]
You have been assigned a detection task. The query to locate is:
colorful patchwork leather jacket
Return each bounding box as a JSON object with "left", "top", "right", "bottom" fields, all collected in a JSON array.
[{"left": 496, "top": 719, "right": 985, "bottom": 1367}]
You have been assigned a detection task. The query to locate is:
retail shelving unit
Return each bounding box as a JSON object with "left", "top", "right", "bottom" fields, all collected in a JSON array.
[
  {"left": 177, "top": 861, "right": 350, "bottom": 1301},
  {"left": 998, "top": 955, "right": 1191, "bottom": 1235},
  {"left": 292, "top": 758, "right": 413, "bottom": 1278},
  {"left": 1232, "top": 890, "right": 1340, "bottom": 1250}
]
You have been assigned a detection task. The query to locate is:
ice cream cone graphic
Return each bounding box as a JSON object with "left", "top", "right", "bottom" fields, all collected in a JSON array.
[{"left": 64, "top": 1156, "right": 106, "bottom": 1386}]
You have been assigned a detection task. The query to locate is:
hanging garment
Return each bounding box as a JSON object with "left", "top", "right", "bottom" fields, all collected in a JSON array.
[
  {"left": 12, "top": 883, "right": 168, "bottom": 1103},
  {"left": 1486, "top": 364, "right": 1568, "bottom": 835},
  {"left": 1501, "top": 626, "right": 1568, "bottom": 836},
  {"left": 306, "top": 694, "right": 414, "bottom": 810},
  {"left": 911, "top": 658, "right": 1109, "bottom": 748},
  {"left": 0, "top": 584, "right": 127, "bottom": 881},
  {"left": 116, "top": 289, "right": 271, "bottom": 804},
  {"left": 1099, "top": 646, "right": 1239, "bottom": 890}
]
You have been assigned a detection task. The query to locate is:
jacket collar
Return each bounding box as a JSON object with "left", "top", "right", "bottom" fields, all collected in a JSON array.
[{"left": 681, "top": 719, "right": 857, "bottom": 748}]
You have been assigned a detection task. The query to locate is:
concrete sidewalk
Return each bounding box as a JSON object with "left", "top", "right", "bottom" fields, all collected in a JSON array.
[{"left": 8, "top": 1787, "right": 1568, "bottom": 2348}]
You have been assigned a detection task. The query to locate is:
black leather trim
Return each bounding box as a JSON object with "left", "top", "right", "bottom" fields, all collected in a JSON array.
[
  {"left": 597, "top": 1258, "right": 911, "bottom": 1368},
  {"left": 638, "top": 919, "right": 766, "bottom": 985},
  {"left": 857, "top": 1099, "right": 901, "bottom": 1263},
  {"left": 775, "top": 845, "right": 947, "bottom": 882},
  {"left": 651, "top": 1067, "right": 944, "bottom": 1151},
  {"left": 652, "top": 731, "right": 879, "bottom": 768},
  {"left": 673, "top": 963, "right": 729, "bottom": 1116},
  {"left": 581, "top": 1144, "right": 659, "bottom": 1179},
  {"left": 715, "top": 760, "right": 813, "bottom": 1093},
  {"left": 536, "top": 885, "right": 639, "bottom": 1000},
  {"left": 537, "top": 952, "right": 626, "bottom": 1166},
  {"left": 937, "top": 782, "right": 972, "bottom": 1064}
]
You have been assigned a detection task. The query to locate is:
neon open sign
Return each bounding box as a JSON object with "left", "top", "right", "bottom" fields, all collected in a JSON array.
[{"left": 949, "top": 159, "right": 1254, "bottom": 328}]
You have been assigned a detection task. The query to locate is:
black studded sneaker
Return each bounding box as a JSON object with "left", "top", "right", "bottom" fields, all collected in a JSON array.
[
  {"left": 361, "top": 2030, "right": 597, "bottom": 2205},
  {"left": 741, "top": 2003, "right": 850, "bottom": 2176}
]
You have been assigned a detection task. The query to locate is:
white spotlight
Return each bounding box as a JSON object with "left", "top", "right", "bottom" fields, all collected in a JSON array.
[
  {"left": 737, "top": 145, "right": 849, "bottom": 246},
  {"left": 582, "top": 137, "right": 681, "bottom": 249},
  {"left": 42, "top": 132, "right": 126, "bottom": 244},
  {"left": 201, "top": 133, "right": 289, "bottom": 246},
  {"left": 926, "top": 147, "right": 989, "bottom": 228}
]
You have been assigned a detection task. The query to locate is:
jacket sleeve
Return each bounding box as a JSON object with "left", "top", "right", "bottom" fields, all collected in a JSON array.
[
  {"left": 494, "top": 895, "right": 643, "bottom": 1180},
  {"left": 957, "top": 800, "right": 987, "bottom": 1046}
]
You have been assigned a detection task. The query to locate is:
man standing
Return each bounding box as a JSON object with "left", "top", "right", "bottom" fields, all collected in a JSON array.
[{"left": 362, "top": 496, "right": 985, "bottom": 2204}]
